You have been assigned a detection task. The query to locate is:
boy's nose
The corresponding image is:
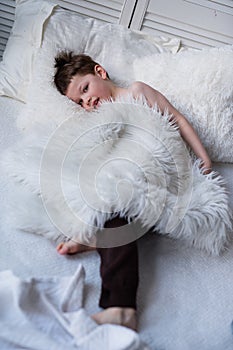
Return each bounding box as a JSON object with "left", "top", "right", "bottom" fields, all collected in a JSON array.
[{"left": 83, "top": 96, "right": 91, "bottom": 108}]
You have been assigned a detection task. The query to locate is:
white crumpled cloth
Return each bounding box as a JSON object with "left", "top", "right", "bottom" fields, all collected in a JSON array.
[{"left": 0, "top": 266, "right": 149, "bottom": 350}]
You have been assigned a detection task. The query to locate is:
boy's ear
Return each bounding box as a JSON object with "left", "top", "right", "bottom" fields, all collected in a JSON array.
[{"left": 94, "top": 65, "right": 108, "bottom": 79}]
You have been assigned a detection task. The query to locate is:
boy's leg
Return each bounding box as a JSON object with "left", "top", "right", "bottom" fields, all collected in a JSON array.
[
  {"left": 92, "top": 216, "right": 139, "bottom": 330},
  {"left": 97, "top": 241, "right": 138, "bottom": 309},
  {"left": 97, "top": 216, "right": 139, "bottom": 309}
]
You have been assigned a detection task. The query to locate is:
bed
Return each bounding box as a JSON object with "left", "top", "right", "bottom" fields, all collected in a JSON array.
[{"left": 0, "top": 1, "right": 233, "bottom": 349}]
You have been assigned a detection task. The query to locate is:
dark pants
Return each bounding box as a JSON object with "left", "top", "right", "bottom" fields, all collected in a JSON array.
[{"left": 96, "top": 216, "right": 139, "bottom": 310}]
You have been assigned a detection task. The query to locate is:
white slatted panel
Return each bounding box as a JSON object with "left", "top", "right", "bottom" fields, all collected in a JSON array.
[
  {"left": 0, "top": 0, "right": 15, "bottom": 60},
  {"left": 185, "top": 0, "right": 233, "bottom": 15},
  {"left": 55, "top": 0, "right": 132, "bottom": 25},
  {"left": 130, "top": 0, "right": 233, "bottom": 49}
]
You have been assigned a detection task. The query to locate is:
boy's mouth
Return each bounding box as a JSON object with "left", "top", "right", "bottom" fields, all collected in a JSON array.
[
  {"left": 93, "top": 98, "right": 100, "bottom": 108},
  {"left": 87, "top": 98, "right": 101, "bottom": 111}
]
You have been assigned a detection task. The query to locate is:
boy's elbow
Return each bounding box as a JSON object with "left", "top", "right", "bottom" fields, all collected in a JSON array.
[{"left": 155, "top": 93, "right": 170, "bottom": 113}]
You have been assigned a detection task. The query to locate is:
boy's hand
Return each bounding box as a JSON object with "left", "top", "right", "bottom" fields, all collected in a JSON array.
[{"left": 200, "top": 159, "right": 212, "bottom": 175}]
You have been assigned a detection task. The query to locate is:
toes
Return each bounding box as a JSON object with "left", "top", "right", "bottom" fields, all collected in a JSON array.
[
  {"left": 56, "top": 241, "right": 81, "bottom": 255},
  {"left": 56, "top": 242, "right": 69, "bottom": 255},
  {"left": 56, "top": 241, "right": 96, "bottom": 255}
]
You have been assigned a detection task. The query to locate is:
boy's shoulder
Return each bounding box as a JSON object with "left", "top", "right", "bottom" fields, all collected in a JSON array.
[
  {"left": 128, "top": 81, "right": 153, "bottom": 100},
  {"left": 128, "top": 81, "right": 148, "bottom": 94}
]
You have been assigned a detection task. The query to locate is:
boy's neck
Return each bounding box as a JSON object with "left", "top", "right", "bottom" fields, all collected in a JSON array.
[{"left": 110, "top": 81, "right": 129, "bottom": 101}]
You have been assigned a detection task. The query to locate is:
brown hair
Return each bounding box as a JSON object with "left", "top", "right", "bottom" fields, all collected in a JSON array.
[{"left": 54, "top": 52, "right": 99, "bottom": 95}]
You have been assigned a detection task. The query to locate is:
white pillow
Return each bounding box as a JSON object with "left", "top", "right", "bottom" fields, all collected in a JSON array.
[
  {"left": 43, "top": 7, "right": 180, "bottom": 86},
  {"left": 133, "top": 46, "right": 233, "bottom": 163},
  {"left": 0, "top": 0, "right": 180, "bottom": 103},
  {"left": 0, "top": 0, "right": 56, "bottom": 103}
]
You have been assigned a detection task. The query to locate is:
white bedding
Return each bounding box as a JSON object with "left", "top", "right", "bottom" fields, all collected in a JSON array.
[
  {"left": 0, "top": 267, "right": 147, "bottom": 350},
  {"left": 1, "top": 96, "right": 233, "bottom": 350}
]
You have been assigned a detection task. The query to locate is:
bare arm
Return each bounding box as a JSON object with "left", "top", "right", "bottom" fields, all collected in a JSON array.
[{"left": 130, "top": 81, "right": 212, "bottom": 173}]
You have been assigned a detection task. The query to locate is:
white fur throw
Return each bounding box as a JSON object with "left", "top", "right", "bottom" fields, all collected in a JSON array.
[
  {"left": 133, "top": 45, "right": 233, "bottom": 163},
  {"left": 2, "top": 98, "right": 232, "bottom": 254}
]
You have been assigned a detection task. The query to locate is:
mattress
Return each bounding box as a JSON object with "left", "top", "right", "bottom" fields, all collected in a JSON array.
[{"left": 1, "top": 95, "right": 233, "bottom": 350}]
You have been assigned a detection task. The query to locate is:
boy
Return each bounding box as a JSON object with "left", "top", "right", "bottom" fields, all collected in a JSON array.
[{"left": 54, "top": 52, "right": 212, "bottom": 330}]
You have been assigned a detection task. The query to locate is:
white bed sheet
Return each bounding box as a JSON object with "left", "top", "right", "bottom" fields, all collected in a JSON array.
[{"left": 0, "top": 96, "right": 233, "bottom": 350}]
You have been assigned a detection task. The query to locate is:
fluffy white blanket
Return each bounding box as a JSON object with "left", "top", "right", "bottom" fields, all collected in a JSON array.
[
  {"left": 2, "top": 99, "right": 231, "bottom": 254},
  {"left": 0, "top": 267, "right": 147, "bottom": 350},
  {"left": 133, "top": 46, "right": 233, "bottom": 163}
]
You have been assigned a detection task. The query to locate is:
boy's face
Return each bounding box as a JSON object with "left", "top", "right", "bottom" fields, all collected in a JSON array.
[{"left": 66, "top": 65, "right": 112, "bottom": 111}]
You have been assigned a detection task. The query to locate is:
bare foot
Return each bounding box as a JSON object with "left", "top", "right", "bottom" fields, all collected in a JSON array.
[
  {"left": 56, "top": 240, "right": 95, "bottom": 255},
  {"left": 91, "top": 307, "right": 137, "bottom": 331}
]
